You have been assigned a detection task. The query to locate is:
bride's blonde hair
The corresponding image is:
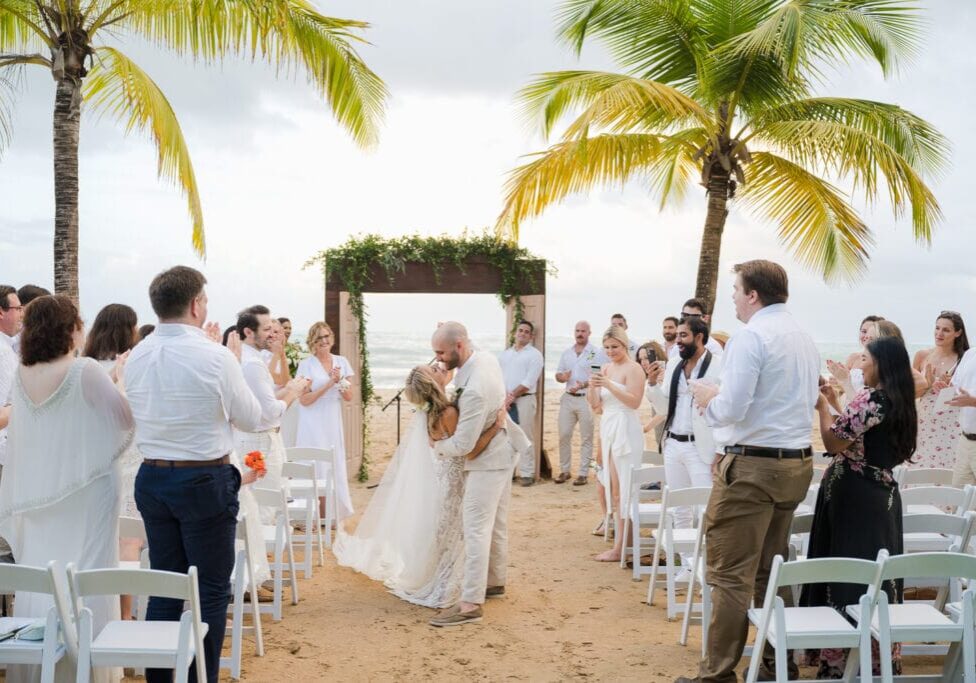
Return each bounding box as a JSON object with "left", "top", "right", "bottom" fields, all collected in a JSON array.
[{"left": 404, "top": 366, "right": 451, "bottom": 434}]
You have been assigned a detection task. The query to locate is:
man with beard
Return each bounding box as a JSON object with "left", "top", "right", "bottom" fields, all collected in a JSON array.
[
  {"left": 668, "top": 299, "right": 724, "bottom": 359},
  {"left": 554, "top": 321, "right": 606, "bottom": 485},
  {"left": 645, "top": 316, "right": 722, "bottom": 578},
  {"left": 662, "top": 316, "right": 679, "bottom": 357}
]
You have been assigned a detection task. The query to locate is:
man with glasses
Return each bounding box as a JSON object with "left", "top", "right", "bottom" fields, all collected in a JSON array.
[
  {"left": 668, "top": 298, "right": 724, "bottom": 360},
  {"left": 0, "top": 285, "right": 23, "bottom": 563}
]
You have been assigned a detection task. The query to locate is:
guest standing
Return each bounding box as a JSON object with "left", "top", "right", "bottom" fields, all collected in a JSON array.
[
  {"left": 588, "top": 325, "right": 645, "bottom": 562},
  {"left": 662, "top": 316, "right": 679, "bottom": 357},
  {"left": 668, "top": 298, "right": 724, "bottom": 359},
  {"left": 295, "top": 322, "right": 355, "bottom": 521},
  {"left": 0, "top": 284, "right": 24, "bottom": 564},
  {"left": 11, "top": 284, "right": 49, "bottom": 355},
  {"left": 610, "top": 313, "right": 639, "bottom": 357},
  {"left": 912, "top": 311, "right": 969, "bottom": 469},
  {"left": 554, "top": 321, "right": 603, "bottom": 485},
  {"left": 125, "top": 266, "right": 262, "bottom": 683},
  {"left": 941, "top": 344, "right": 976, "bottom": 486},
  {"left": 802, "top": 336, "right": 916, "bottom": 677},
  {"left": 683, "top": 260, "right": 819, "bottom": 683},
  {"left": 502, "top": 320, "right": 545, "bottom": 486},
  {"left": 844, "top": 315, "right": 885, "bottom": 368},
  {"left": 0, "top": 296, "right": 132, "bottom": 683}
]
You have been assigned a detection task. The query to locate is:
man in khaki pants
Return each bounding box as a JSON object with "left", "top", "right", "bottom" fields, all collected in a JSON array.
[
  {"left": 941, "top": 345, "right": 976, "bottom": 485},
  {"left": 683, "top": 261, "right": 820, "bottom": 683}
]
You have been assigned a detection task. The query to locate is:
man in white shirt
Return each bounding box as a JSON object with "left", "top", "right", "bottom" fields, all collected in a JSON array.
[
  {"left": 10, "top": 284, "right": 49, "bottom": 354},
  {"left": 0, "top": 285, "right": 22, "bottom": 562},
  {"left": 662, "top": 316, "right": 679, "bottom": 357},
  {"left": 554, "top": 321, "right": 605, "bottom": 485},
  {"left": 668, "top": 298, "right": 724, "bottom": 360},
  {"left": 236, "top": 305, "right": 309, "bottom": 493},
  {"left": 945, "top": 347, "right": 976, "bottom": 485},
  {"left": 610, "top": 313, "right": 639, "bottom": 357},
  {"left": 682, "top": 260, "right": 819, "bottom": 683},
  {"left": 125, "top": 266, "right": 262, "bottom": 683},
  {"left": 500, "top": 320, "right": 545, "bottom": 486}
]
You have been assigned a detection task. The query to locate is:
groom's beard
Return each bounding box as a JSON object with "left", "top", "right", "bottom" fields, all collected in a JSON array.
[{"left": 443, "top": 350, "right": 461, "bottom": 370}]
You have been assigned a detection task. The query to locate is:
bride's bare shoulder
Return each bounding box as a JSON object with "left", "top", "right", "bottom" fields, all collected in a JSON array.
[{"left": 440, "top": 405, "right": 459, "bottom": 434}]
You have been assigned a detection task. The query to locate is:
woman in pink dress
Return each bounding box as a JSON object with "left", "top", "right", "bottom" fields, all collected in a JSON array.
[{"left": 912, "top": 311, "right": 969, "bottom": 469}]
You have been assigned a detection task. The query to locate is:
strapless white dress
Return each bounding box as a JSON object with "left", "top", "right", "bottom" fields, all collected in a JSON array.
[{"left": 599, "top": 381, "right": 644, "bottom": 516}]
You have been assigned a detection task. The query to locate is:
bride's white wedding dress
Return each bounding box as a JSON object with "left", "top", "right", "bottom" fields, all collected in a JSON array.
[{"left": 332, "top": 412, "right": 464, "bottom": 608}]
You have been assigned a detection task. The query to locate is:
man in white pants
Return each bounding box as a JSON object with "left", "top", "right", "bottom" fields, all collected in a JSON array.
[
  {"left": 645, "top": 317, "right": 722, "bottom": 580},
  {"left": 500, "top": 320, "right": 544, "bottom": 486},
  {"left": 554, "top": 321, "right": 605, "bottom": 485},
  {"left": 941, "top": 346, "right": 976, "bottom": 485},
  {"left": 429, "top": 322, "right": 527, "bottom": 627}
]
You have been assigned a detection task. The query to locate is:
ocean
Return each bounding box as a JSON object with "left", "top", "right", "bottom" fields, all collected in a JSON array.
[{"left": 363, "top": 331, "right": 927, "bottom": 390}]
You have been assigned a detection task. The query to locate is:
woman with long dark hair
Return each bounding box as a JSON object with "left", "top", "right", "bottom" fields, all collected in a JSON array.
[
  {"left": 801, "top": 336, "right": 918, "bottom": 677},
  {"left": 913, "top": 311, "right": 970, "bottom": 469},
  {"left": 83, "top": 303, "right": 138, "bottom": 367}
]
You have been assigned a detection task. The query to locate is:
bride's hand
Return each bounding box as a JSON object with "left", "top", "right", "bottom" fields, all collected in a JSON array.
[
  {"left": 495, "top": 408, "right": 507, "bottom": 429},
  {"left": 589, "top": 370, "right": 606, "bottom": 389}
]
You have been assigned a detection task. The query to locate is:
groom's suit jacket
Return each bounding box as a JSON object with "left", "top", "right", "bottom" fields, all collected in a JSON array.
[{"left": 433, "top": 351, "right": 519, "bottom": 472}]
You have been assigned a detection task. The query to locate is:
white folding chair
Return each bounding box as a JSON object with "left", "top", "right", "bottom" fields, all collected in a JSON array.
[
  {"left": 282, "top": 461, "right": 325, "bottom": 578},
  {"left": 745, "top": 554, "right": 881, "bottom": 683},
  {"left": 679, "top": 515, "right": 712, "bottom": 656},
  {"left": 220, "top": 511, "right": 265, "bottom": 680},
  {"left": 620, "top": 465, "right": 666, "bottom": 576},
  {"left": 901, "top": 485, "right": 975, "bottom": 516},
  {"left": 810, "top": 465, "right": 828, "bottom": 485},
  {"left": 647, "top": 486, "right": 712, "bottom": 619},
  {"left": 794, "top": 484, "right": 820, "bottom": 515},
  {"left": 285, "top": 446, "right": 337, "bottom": 549},
  {"left": 252, "top": 487, "right": 300, "bottom": 621},
  {"left": 69, "top": 564, "right": 207, "bottom": 683},
  {"left": 847, "top": 549, "right": 976, "bottom": 683},
  {"left": 896, "top": 466, "right": 956, "bottom": 488},
  {"left": 0, "top": 561, "right": 76, "bottom": 683},
  {"left": 641, "top": 450, "right": 664, "bottom": 466},
  {"left": 117, "top": 516, "right": 150, "bottom": 623},
  {"left": 903, "top": 511, "right": 975, "bottom": 555}
]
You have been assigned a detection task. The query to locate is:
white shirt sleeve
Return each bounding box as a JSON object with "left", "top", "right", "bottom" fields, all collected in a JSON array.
[
  {"left": 704, "top": 330, "right": 763, "bottom": 428},
  {"left": 556, "top": 350, "right": 573, "bottom": 375},
  {"left": 519, "top": 350, "right": 545, "bottom": 390},
  {"left": 218, "top": 351, "right": 262, "bottom": 432},
  {"left": 242, "top": 361, "right": 287, "bottom": 425}
]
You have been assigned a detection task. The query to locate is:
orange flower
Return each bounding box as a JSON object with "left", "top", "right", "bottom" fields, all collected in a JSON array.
[{"left": 244, "top": 450, "right": 266, "bottom": 473}]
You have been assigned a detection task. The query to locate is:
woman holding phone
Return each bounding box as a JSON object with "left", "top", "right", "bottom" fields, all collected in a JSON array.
[{"left": 588, "top": 325, "right": 645, "bottom": 562}]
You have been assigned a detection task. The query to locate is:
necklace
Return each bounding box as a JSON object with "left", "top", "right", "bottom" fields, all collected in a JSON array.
[{"left": 926, "top": 349, "right": 958, "bottom": 377}]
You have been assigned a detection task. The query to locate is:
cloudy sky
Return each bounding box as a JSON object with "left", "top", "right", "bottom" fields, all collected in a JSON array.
[{"left": 1, "top": 0, "right": 974, "bottom": 348}]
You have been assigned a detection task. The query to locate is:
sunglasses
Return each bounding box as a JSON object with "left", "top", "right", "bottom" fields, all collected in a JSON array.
[{"left": 681, "top": 311, "right": 703, "bottom": 318}]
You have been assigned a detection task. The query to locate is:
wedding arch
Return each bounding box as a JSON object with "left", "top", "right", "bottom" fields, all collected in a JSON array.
[{"left": 308, "top": 233, "right": 551, "bottom": 481}]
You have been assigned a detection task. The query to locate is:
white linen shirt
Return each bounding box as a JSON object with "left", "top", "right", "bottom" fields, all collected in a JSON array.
[
  {"left": 952, "top": 348, "right": 976, "bottom": 433},
  {"left": 704, "top": 304, "right": 819, "bottom": 449},
  {"left": 556, "top": 343, "right": 606, "bottom": 394},
  {"left": 668, "top": 336, "right": 724, "bottom": 360},
  {"left": 0, "top": 333, "right": 16, "bottom": 466},
  {"left": 499, "top": 344, "right": 545, "bottom": 394},
  {"left": 124, "top": 323, "right": 262, "bottom": 461},
  {"left": 241, "top": 344, "right": 287, "bottom": 432}
]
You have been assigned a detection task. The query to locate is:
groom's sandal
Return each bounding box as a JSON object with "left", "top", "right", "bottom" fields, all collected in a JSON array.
[
  {"left": 485, "top": 586, "right": 505, "bottom": 599},
  {"left": 429, "top": 606, "right": 483, "bottom": 627}
]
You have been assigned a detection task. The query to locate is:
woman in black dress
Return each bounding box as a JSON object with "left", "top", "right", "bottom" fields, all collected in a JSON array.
[{"left": 801, "top": 335, "right": 918, "bottom": 678}]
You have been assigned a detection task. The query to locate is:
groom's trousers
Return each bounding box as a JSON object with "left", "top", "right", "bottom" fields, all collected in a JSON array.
[{"left": 461, "top": 467, "right": 512, "bottom": 604}]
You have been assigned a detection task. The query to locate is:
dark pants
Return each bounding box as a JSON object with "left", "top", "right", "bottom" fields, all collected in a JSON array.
[
  {"left": 135, "top": 462, "right": 241, "bottom": 683},
  {"left": 507, "top": 403, "right": 520, "bottom": 424}
]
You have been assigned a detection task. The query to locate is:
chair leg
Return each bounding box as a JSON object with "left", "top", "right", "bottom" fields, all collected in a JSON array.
[
  {"left": 285, "top": 525, "right": 300, "bottom": 606},
  {"left": 962, "top": 596, "right": 975, "bottom": 683},
  {"left": 272, "top": 532, "right": 284, "bottom": 621},
  {"left": 618, "top": 518, "right": 630, "bottom": 569},
  {"left": 76, "top": 610, "right": 92, "bottom": 683},
  {"left": 679, "top": 561, "right": 697, "bottom": 646},
  {"left": 229, "top": 554, "right": 245, "bottom": 680},
  {"left": 647, "top": 531, "right": 662, "bottom": 605},
  {"left": 631, "top": 516, "right": 642, "bottom": 580},
  {"left": 701, "top": 584, "right": 711, "bottom": 659},
  {"left": 302, "top": 498, "right": 313, "bottom": 579},
  {"left": 246, "top": 554, "right": 265, "bottom": 657}
]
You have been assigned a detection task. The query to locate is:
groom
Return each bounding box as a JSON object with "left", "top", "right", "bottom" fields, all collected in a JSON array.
[{"left": 429, "top": 321, "right": 522, "bottom": 627}]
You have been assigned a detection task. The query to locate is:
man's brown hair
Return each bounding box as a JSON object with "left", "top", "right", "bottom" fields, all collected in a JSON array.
[
  {"left": 149, "top": 266, "right": 207, "bottom": 319},
  {"left": 732, "top": 260, "right": 789, "bottom": 306}
]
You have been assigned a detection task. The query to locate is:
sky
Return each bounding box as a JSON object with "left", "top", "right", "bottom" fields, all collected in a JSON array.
[{"left": 1, "top": 0, "right": 974, "bottom": 348}]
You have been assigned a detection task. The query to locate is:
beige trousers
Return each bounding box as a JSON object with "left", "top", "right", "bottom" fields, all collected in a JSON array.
[
  {"left": 461, "top": 467, "right": 512, "bottom": 604},
  {"left": 558, "top": 393, "right": 594, "bottom": 475},
  {"left": 951, "top": 434, "right": 976, "bottom": 486},
  {"left": 515, "top": 395, "right": 538, "bottom": 478}
]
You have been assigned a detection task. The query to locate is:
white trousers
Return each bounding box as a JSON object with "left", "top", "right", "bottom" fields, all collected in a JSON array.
[
  {"left": 461, "top": 467, "right": 512, "bottom": 604},
  {"left": 557, "top": 393, "right": 594, "bottom": 475},
  {"left": 952, "top": 435, "right": 976, "bottom": 487},
  {"left": 515, "top": 395, "right": 538, "bottom": 478},
  {"left": 662, "top": 437, "right": 713, "bottom": 530}
]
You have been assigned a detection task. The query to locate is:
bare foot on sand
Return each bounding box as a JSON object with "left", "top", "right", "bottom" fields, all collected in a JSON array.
[{"left": 593, "top": 550, "right": 621, "bottom": 562}]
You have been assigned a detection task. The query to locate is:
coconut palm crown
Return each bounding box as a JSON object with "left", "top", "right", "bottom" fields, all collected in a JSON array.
[
  {"left": 0, "top": 0, "right": 387, "bottom": 301},
  {"left": 496, "top": 0, "right": 949, "bottom": 312}
]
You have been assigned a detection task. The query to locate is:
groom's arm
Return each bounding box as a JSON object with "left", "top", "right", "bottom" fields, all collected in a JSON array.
[{"left": 433, "top": 388, "right": 488, "bottom": 459}]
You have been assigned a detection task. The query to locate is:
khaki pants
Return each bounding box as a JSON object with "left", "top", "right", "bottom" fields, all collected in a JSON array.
[
  {"left": 951, "top": 434, "right": 976, "bottom": 487},
  {"left": 700, "top": 453, "right": 813, "bottom": 683},
  {"left": 515, "top": 395, "right": 538, "bottom": 478},
  {"left": 461, "top": 468, "right": 513, "bottom": 604},
  {"left": 558, "top": 393, "right": 594, "bottom": 476}
]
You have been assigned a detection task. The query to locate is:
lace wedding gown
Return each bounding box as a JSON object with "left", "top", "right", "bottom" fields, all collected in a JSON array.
[{"left": 333, "top": 412, "right": 464, "bottom": 608}]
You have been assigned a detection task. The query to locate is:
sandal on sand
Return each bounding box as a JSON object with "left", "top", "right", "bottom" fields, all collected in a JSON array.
[{"left": 591, "top": 520, "right": 606, "bottom": 536}]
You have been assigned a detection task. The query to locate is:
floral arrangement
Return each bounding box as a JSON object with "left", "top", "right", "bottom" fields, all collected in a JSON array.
[
  {"left": 284, "top": 341, "right": 308, "bottom": 378},
  {"left": 244, "top": 450, "right": 266, "bottom": 475}
]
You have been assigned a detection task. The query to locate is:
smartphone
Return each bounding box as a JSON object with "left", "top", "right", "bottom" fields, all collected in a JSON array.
[{"left": 590, "top": 364, "right": 601, "bottom": 372}]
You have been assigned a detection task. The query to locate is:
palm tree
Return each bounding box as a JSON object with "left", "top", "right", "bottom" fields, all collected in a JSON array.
[
  {"left": 496, "top": 0, "right": 948, "bottom": 312},
  {"left": 0, "top": 1, "right": 387, "bottom": 301}
]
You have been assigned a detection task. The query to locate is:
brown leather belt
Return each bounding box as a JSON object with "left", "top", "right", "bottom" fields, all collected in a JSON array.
[
  {"left": 143, "top": 454, "right": 231, "bottom": 468},
  {"left": 964, "top": 432, "right": 976, "bottom": 442}
]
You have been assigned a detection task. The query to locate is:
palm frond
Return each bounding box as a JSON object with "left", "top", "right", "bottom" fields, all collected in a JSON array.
[
  {"left": 518, "top": 70, "right": 710, "bottom": 140},
  {"left": 0, "top": 0, "right": 55, "bottom": 49},
  {"left": 738, "top": 151, "right": 872, "bottom": 282},
  {"left": 84, "top": 46, "right": 205, "bottom": 257},
  {"left": 495, "top": 132, "right": 669, "bottom": 241},
  {"left": 113, "top": 0, "right": 387, "bottom": 148},
  {"left": 646, "top": 127, "right": 708, "bottom": 209}
]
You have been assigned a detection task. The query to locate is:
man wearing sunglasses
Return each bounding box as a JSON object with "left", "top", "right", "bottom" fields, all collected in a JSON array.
[
  {"left": 0, "top": 284, "right": 23, "bottom": 564},
  {"left": 668, "top": 298, "right": 724, "bottom": 360}
]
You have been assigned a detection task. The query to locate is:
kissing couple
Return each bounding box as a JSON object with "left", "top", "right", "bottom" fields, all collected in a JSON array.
[{"left": 333, "top": 321, "right": 531, "bottom": 626}]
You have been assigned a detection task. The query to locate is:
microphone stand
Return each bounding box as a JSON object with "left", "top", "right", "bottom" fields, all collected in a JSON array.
[{"left": 381, "top": 356, "right": 439, "bottom": 445}]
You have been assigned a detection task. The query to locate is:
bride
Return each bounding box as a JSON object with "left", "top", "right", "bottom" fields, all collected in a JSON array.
[{"left": 333, "top": 363, "right": 502, "bottom": 607}]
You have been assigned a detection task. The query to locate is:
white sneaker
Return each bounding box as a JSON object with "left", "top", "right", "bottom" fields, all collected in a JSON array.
[{"left": 672, "top": 568, "right": 693, "bottom": 585}]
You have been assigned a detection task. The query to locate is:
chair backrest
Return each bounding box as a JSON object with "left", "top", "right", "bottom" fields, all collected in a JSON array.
[
  {"left": 281, "top": 461, "right": 315, "bottom": 480},
  {"left": 770, "top": 555, "right": 881, "bottom": 592},
  {"left": 661, "top": 486, "right": 712, "bottom": 510},
  {"left": 811, "top": 466, "right": 828, "bottom": 485},
  {"left": 252, "top": 486, "right": 288, "bottom": 511},
  {"left": 880, "top": 550, "right": 976, "bottom": 583},
  {"left": 119, "top": 516, "right": 148, "bottom": 542},
  {"left": 899, "top": 467, "right": 956, "bottom": 488},
  {"left": 901, "top": 486, "right": 973, "bottom": 513},
  {"left": 641, "top": 450, "right": 664, "bottom": 466},
  {"left": 69, "top": 564, "right": 198, "bottom": 603},
  {"left": 285, "top": 447, "right": 335, "bottom": 463},
  {"left": 0, "top": 561, "right": 77, "bottom": 656},
  {"left": 902, "top": 511, "right": 976, "bottom": 550},
  {"left": 630, "top": 465, "right": 666, "bottom": 487},
  {"left": 801, "top": 485, "right": 819, "bottom": 509},
  {"left": 790, "top": 512, "right": 815, "bottom": 536}
]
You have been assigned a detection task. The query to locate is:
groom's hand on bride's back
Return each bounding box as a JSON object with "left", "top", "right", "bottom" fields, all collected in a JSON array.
[{"left": 495, "top": 408, "right": 506, "bottom": 429}]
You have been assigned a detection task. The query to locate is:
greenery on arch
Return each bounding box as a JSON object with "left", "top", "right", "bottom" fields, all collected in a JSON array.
[{"left": 307, "top": 231, "right": 553, "bottom": 481}]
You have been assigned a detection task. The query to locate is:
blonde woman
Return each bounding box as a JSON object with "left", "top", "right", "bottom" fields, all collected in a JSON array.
[
  {"left": 295, "top": 322, "right": 355, "bottom": 521},
  {"left": 334, "top": 364, "right": 503, "bottom": 607},
  {"left": 588, "top": 325, "right": 646, "bottom": 562}
]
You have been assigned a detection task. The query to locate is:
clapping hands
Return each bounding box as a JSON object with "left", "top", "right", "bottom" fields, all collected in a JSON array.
[{"left": 826, "top": 359, "right": 849, "bottom": 384}]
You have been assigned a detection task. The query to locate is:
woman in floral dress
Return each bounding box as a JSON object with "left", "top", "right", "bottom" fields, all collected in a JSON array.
[
  {"left": 912, "top": 311, "right": 969, "bottom": 468},
  {"left": 802, "top": 336, "right": 918, "bottom": 678}
]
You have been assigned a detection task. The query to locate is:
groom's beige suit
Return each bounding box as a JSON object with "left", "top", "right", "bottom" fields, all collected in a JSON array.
[{"left": 433, "top": 350, "right": 523, "bottom": 604}]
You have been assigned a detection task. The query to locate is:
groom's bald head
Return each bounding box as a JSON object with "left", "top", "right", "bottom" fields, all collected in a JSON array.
[{"left": 432, "top": 321, "right": 471, "bottom": 370}]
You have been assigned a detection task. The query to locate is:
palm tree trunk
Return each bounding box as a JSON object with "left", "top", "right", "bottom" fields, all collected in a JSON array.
[
  {"left": 53, "top": 77, "right": 82, "bottom": 304},
  {"left": 694, "top": 169, "right": 731, "bottom": 315}
]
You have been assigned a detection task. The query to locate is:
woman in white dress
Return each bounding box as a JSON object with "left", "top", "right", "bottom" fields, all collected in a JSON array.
[
  {"left": 588, "top": 325, "right": 646, "bottom": 562},
  {"left": 295, "top": 322, "right": 355, "bottom": 521},
  {"left": 333, "top": 364, "right": 504, "bottom": 607},
  {"left": 0, "top": 296, "right": 132, "bottom": 683}
]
